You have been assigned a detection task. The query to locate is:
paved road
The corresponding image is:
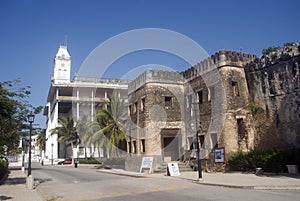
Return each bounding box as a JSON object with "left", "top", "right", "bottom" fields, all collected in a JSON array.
[{"left": 32, "top": 163, "right": 300, "bottom": 201}]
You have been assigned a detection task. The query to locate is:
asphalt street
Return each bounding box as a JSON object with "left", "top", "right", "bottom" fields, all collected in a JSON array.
[{"left": 32, "top": 163, "right": 300, "bottom": 201}]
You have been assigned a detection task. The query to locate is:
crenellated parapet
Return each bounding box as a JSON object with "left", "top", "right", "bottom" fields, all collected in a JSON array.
[
  {"left": 245, "top": 42, "right": 300, "bottom": 71},
  {"left": 128, "top": 69, "right": 184, "bottom": 94},
  {"left": 181, "top": 50, "right": 256, "bottom": 80}
]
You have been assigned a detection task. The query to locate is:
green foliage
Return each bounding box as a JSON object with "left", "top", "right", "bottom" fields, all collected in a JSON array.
[
  {"left": 77, "top": 157, "right": 126, "bottom": 166},
  {"left": 247, "top": 103, "right": 262, "bottom": 118},
  {"left": 36, "top": 131, "right": 47, "bottom": 151},
  {"left": 96, "top": 95, "right": 127, "bottom": 157},
  {"left": 262, "top": 46, "right": 281, "bottom": 55},
  {"left": 228, "top": 149, "right": 300, "bottom": 173},
  {"left": 51, "top": 116, "right": 79, "bottom": 162},
  {"left": 78, "top": 157, "right": 102, "bottom": 164},
  {"left": 0, "top": 159, "right": 9, "bottom": 180},
  {"left": 51, "top": 116, "right": 79, "bottom": 147},
  {"left": 284, "top": 42, "right": 294, "bottom": 47},
  {"left": 0, "top": 79, "right": 42, "bottom": 156}
]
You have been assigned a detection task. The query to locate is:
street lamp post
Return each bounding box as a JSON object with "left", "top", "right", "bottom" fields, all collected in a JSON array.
[
  {"left": 51, "top": 143, "right": 54, "bottom": 165},
  {"left": 27, "top": 112, "right": 35, "bottom": 177},
  {"left": 191, "top": 102, "right": 202, "bottom": 180}
]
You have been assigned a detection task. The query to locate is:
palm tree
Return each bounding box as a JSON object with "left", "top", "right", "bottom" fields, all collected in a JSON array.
[
  {"left": 77, "top": 116, "right": 100, "bottom": 158},
  {"left": 96, "top": 95, "right": 127, "bottom": 157},
  {"left": 50, "top": 116, "right": 79, "bottom": 164},
  {"left": 36, "top": 130, "right": 47, "bottom": 152}
]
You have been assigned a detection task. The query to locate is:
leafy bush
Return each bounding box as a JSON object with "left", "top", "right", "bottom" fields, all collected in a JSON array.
[
  {"left": 262, "top": 46, "right": 281, "bottom": 55},
  {"left": 228, "top": 149, "right": 300, "bottom": 173},
  {"left": 78, "top": 158, "right": 102, "bottom": 164},
  {"left": 77, "top": 157, "right": 126, "bottom": 166},
  {"left": 0, "top": 159, "right": 9, "bottom": 180}
]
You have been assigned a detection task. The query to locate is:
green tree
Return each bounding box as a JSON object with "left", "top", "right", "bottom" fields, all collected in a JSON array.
[
  {"left": 0, "top": 79, "right": 42, "bottom": 156},
  {"left": 51, "top": 116, "right": 79, "bottom": 164},
  {"left": 96, "top": 95, "right": 127, "bottom": 157},
  {"left": 36, "top": 130, "right": 47, "bottom": 152},
  {"left": 77, "top": 116, "right": 100, "bottom": 158}
]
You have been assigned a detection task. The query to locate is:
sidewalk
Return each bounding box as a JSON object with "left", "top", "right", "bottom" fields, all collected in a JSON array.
[
  {"left": 97, "top": 168, "right": 300, "bottom": 190},
  {"left": 0, "top": 167, "right": 43, "bottom": 201}
]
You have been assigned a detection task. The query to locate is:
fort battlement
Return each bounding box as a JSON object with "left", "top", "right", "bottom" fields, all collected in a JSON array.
[
  {"left": 245, "top": 42, "right": 300, "bottom": 71},
  {"left": 181, "top": 50, "right": 256, "bottom": 80},
  {"left": 128, "top": 69, "right": 184, "bottom": 94}
]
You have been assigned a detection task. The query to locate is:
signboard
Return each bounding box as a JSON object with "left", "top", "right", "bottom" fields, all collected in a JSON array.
[
  {"left": 167, "top": 162, "right": 180, "bottom": 176},
  {"left": 215, "top": 148, "right": 225, "bottom": 163},
  {"left": 140, "top": 157, "right": 154, "bottom": 173}
]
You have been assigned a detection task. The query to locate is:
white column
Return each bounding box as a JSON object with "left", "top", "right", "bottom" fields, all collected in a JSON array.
[
  {"left": 76, "top": 88, "right": 79, "bottom": 121},
  {"left": 91, "top": 89, "right": 94, "bottom": 121}
]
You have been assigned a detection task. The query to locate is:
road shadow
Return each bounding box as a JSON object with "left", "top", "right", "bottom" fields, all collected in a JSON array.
[
  {"left": 255, "top": 173, "right": 300, "bottom": 179},
  {"left": 34, "top": 177, "right": 52, "bottom": 187},
  {"left": 4, "top": 177, "right": 26, "bottom": 185},
  {"left": 0, "top": 195, "right": 13, "bottom": 200}
]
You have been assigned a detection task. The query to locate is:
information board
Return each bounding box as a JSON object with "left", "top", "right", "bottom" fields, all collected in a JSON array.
[
  {"left": 167, "top": 162, "right": 180, "bottom": 176},
  {"left": 140, "top": 157, "right": 154, "bottom": 173}
]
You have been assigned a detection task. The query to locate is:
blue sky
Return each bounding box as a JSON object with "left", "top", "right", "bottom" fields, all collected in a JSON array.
[{"left": 0, "top": 0, "right": 299, "bottom": 127}]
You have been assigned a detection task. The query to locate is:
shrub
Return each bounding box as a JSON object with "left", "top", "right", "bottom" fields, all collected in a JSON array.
[
  {"left": 262, "top": 46, "right": 281, "bottom": 55},
  {"left": 228, "top": 149, "right": 300, "bottom": 173},
  {"left": 78, "top": 158, "right": 102, "bottom": 164},
  {"left": 0, "top": 159, "right": 9, "bottom": 180}
]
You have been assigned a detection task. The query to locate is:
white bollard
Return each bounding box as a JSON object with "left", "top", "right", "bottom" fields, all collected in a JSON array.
[{"left": 26, "top": 175, "right": 34, "bottom": 190}]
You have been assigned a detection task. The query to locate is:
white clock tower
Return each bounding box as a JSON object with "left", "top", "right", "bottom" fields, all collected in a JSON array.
[{"left": 52, "top": 45, "right": 71, "bottom": 84}]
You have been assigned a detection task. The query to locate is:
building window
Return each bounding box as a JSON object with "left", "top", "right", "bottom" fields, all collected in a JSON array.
[
  {"left": 237, "top": 118, "right": 247, "bottom": 148},
  {"left": 165, "top": 96, "right": 172, "bottom": 108},
  {"left": 141, "top": 98, "right": 145, "bottom": 112},
  {"left": 187, "top": 94, "right": 192, "bottom": 108},
  {"left": 132, "top": 140, "right": 137, "bottom": 153},
  {"left": 198, "top": 90, "right": 203, "bottom": 104},
  {"left": 141, "top": 139, "right": 145, "bottom": 153},
  {"left": 199, "top": 135, "right": 205, "bottom": 149},
  {"left": 187, "top": 94, "right": 193, "bottom": 116},
  {"left": 232, "top": 81, "right": 240, "bottom": 97},
  {"left": 210, "top": 133, "right": 218, "bottom": 149},
  {"left": 128, "top": 141, "right": 132, "bottom": 153}
]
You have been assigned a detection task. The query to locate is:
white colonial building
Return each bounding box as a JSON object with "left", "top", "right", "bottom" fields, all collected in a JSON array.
[{"left": 44, "top": 45, "right": 129, "bottom": 161}]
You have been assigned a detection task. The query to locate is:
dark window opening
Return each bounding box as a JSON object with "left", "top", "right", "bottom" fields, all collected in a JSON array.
[
  {"left": 199, "top": 135, "right": 205, "bottom": 149},
  {"left": 232, "top": 81, "right": 240, "bottom": 97},
  {"left": 141, "top": 139, "right": 145, "bottom": 153},
  {"left": 237, "top": 118, "right": 247, "bottom": 148},
  {"left": 198, "top": 91, "right": 203, "bottom": 104},
  {"left": 165, "top": 96, "right": 172, "bottom": 108},
  {"left": 210, "top": 133, "right": 218, "bottom": 149}
]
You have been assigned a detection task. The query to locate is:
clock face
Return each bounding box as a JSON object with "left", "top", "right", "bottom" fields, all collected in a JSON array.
[{"left": 61, "top": 63, "right": 65, "bottom": 67}]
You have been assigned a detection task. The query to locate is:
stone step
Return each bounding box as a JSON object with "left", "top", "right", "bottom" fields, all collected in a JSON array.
[{"left": 154, "top": 161, "right": 193, "bottom": 173}]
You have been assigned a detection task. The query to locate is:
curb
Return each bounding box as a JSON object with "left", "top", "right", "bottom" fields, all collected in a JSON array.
[
  {"left": 97, "top": 169, "right": 300, "bottom": 190},
  {"left": 96, "top": 169, "right": 147, "bottom": 178}
]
